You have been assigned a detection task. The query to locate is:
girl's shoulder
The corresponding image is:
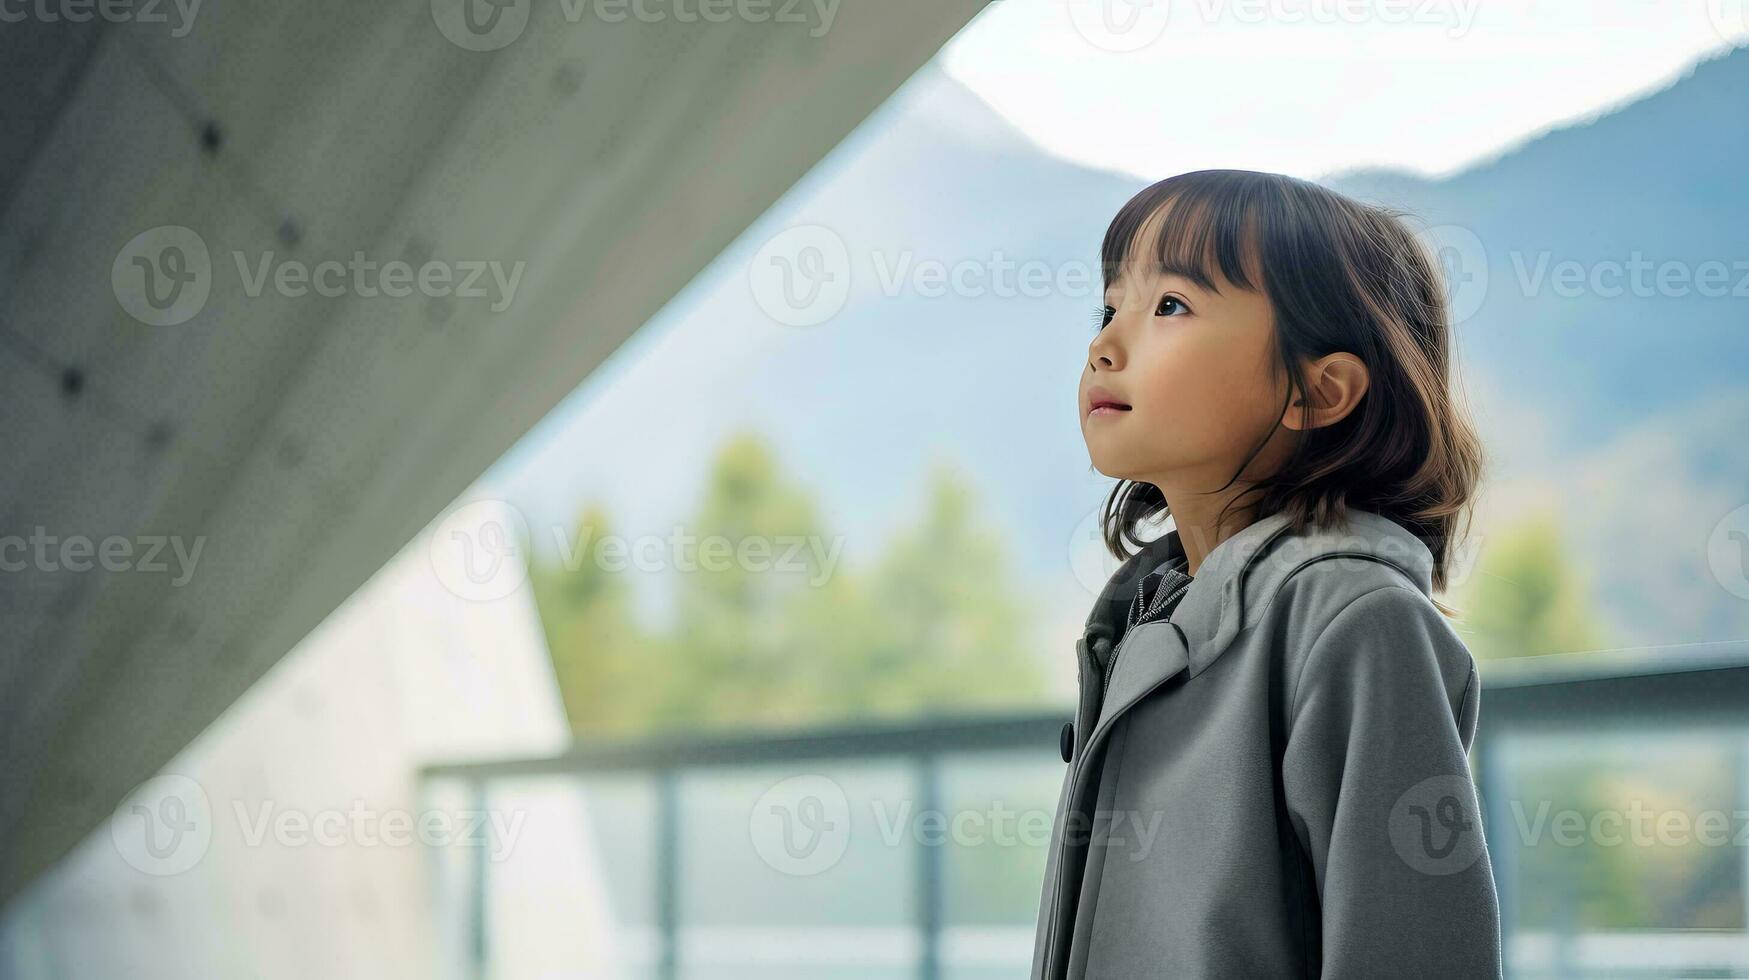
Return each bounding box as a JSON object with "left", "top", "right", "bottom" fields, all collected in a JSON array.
[
  {"left": 1238, "top": 510, "right": 1471, "bottom": 686},
  {"left": 1256, "top": 543, "right": 1476, "bottom": 729},
  {"left": 1239, "top": 509, "right": 1438, "bottom": 624}
]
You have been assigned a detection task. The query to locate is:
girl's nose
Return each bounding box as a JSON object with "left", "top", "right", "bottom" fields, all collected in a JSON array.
[{"left": 1088, "top": 333, "right": 1120, "bottom": 371}]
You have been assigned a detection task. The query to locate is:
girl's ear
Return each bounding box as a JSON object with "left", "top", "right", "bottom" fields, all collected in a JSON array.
[{"left": 1281, "top": 353, "right": 1370, "bottom": 431}]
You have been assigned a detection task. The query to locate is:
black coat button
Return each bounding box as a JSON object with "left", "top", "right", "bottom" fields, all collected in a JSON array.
[{"left": 1060, "top": 721, "right": 1075, "bottom": 763}]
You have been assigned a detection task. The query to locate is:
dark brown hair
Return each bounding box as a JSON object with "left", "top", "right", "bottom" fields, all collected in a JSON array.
[{"left": 1095, "top": 169, "right": 1483, "bottom": 599}]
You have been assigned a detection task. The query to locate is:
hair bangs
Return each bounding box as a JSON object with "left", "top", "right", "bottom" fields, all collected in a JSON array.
[{"left": 1099, "top": 175, "right": 1266, "bottom": 297}]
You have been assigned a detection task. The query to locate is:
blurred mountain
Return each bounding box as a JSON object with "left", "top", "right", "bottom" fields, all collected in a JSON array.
[
  {"left": 496, "top": 49, "right": 1749, "bottom": 654},
  {"left": 1326, "top": 45, "right": 1749, "bottom": 443}
]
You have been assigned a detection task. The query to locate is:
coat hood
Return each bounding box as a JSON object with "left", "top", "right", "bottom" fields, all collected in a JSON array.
[{"left": 1082, "top": 508, "right": 1435, "bottom": 677}]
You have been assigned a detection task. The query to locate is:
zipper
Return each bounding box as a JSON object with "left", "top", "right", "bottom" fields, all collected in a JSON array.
[
  {"left": 1145, "top": 577, "right": 1192, "bottom": 626},
  {"left": 1129, "top": 567, "right": 1190, "bottom": 629},
  {"left": 1106, "top": 573, "right": 1189, "bottom": 703}
]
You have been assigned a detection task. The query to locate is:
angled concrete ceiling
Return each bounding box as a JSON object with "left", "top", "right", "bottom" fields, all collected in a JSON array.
[{"left": 0, "top": 0, "right": 987, "bottom": 906}]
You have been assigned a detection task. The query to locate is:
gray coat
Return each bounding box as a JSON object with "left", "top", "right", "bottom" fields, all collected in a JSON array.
[{"left": 1030, "top": 509, "right": 1502, "bottom": 979}]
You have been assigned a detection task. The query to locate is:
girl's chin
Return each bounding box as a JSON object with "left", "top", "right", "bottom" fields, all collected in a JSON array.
[{"left": 1083, "top": 455, "right": 1137, "bottom": 482}]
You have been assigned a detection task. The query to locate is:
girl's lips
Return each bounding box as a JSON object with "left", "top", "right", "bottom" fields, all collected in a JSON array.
[{"left": 1086, "top": 384, "right": 1131, "bottom": 416}]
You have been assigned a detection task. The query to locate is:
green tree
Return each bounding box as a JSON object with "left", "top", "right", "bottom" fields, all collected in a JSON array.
[
  {"left": 529, "top": 433, "right": 1051, "bottom": 738},
  {"left": 664, "top": 433, "right": 836, "bottom": 728},
  {"left": 1452, "top": 511, "right": 1607, "bottom": 660},
  {"left": 530, "top": 503, "right": 669, "bottom": 734},
  {"left": 811, "top": 462, "right": 1047, "bottom": 717}
]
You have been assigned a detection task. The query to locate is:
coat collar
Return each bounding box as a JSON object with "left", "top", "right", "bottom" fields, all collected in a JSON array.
[{"left": 1082, "top": 507, "right": 1434, "bottom": 679}]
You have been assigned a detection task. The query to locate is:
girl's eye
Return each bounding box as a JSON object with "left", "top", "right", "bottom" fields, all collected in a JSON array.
[
  {"left": 1155, "top": 294, "right": 1189, "bottom": 317},
  {"left": 1091, "top": 305, "right": 1115, "bottom": 331}
]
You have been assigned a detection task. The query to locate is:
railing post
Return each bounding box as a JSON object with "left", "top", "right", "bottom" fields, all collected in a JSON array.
[
  {"left": 657, "top": 768, "right": 680, "bottom": 980},
  {"left": 917, "top": 753, "right": 943, "bottom": 980},
  {"left": 469, "top": 779, "right": 488, "bottom": 980},
  {"left": 1738, "top": 738, "right": 1749, "bottom": 971},
  {"left": 1475, "top": 729, "right": 1516, "bottom": 976}
]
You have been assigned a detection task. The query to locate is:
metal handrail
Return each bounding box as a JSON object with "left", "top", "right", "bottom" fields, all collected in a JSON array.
[
  {"left": 421, "top": 644, "right": 1749, "bottom": 783},
  {"left": 421, "top": 708, "right": 1068, "bottom": 781}
]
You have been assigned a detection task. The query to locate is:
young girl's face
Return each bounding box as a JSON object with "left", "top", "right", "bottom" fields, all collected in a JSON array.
[{"left": 1079, "top": 208, "right": 1291, "bottom": 491}]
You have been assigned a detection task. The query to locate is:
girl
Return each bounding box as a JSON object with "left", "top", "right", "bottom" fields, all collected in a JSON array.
[{"left": 1030, "top": 170, "right": 1502, "bottom": 979}]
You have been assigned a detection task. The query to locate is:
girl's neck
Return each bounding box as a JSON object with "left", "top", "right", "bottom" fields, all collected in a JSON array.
[{"left": 1156, "top": 487, "right": 1261, "bottom": 576}]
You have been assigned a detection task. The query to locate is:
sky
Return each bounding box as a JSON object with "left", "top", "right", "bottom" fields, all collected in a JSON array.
[{"left": 942, "top": 0, "right": 1748, "bottom": 181}]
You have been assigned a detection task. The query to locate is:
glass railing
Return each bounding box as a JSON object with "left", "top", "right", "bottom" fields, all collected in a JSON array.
[
  {"left": 422, "top": 645, "right": 1749, "bottom": 980},
  {"left": 1474, "top": 644, "right": 1749, "bottom": 978}
]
